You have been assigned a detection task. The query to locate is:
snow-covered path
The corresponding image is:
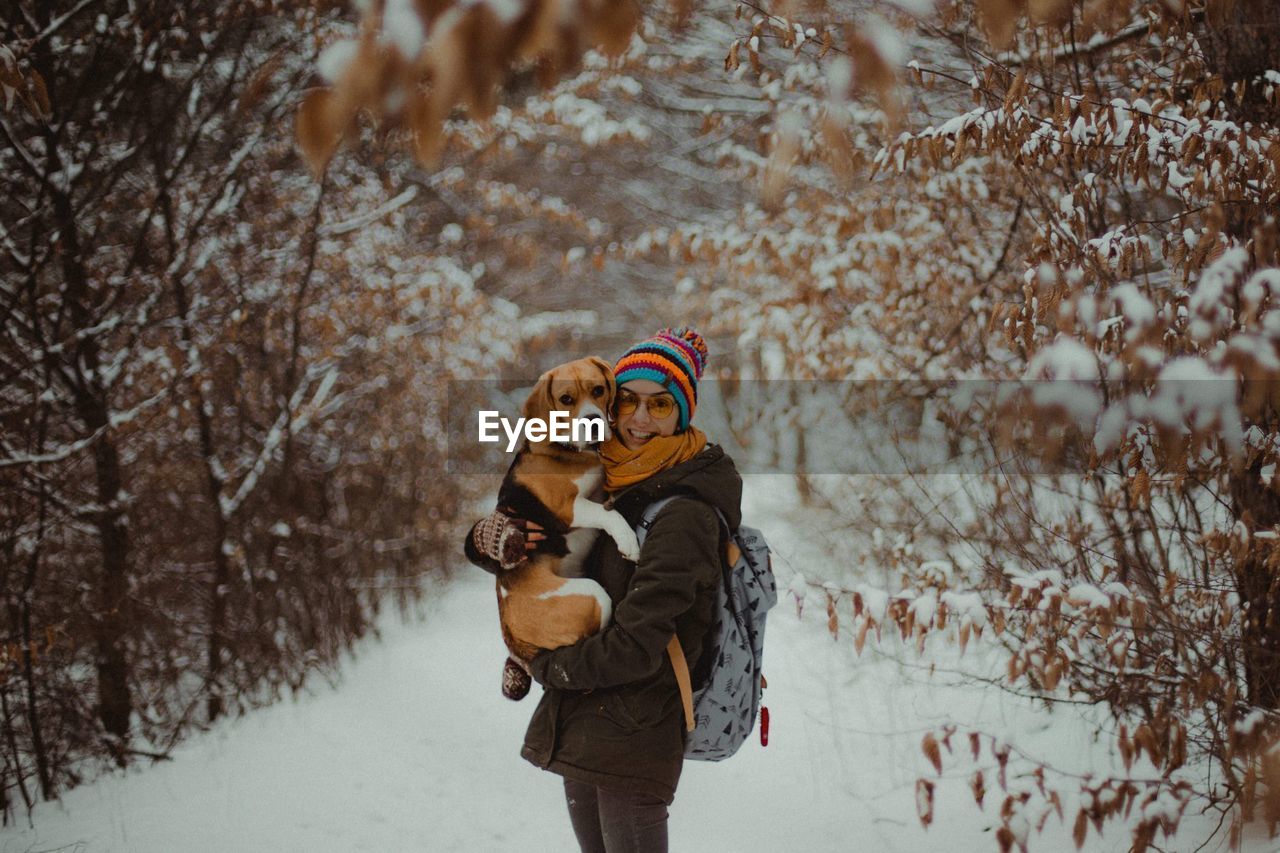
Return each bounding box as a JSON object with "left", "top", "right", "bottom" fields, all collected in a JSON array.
[
  {"left": 2, "top": 479, "right": 1227, "bottom": 852},
  {"left": 5, "top": 570, "right": 906, "bottom": 853}
]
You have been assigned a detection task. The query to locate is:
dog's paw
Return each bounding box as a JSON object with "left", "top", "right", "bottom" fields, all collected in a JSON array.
[
  {"left": 502, "top": 657, "right": 531, "bottom": 701},
  {"left": 611, "top": 525, "right": 641, "bottom": 562}
]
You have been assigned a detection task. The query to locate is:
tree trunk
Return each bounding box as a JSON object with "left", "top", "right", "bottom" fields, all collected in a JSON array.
[
  {"left": 1229, "top": 462, "right": 1280, "bottom": 710},
  {"left": 0, "top": 683, "right": 32, "bottom": 815},
  {"left": 13, "top": 600, "right": 51, "bottom": 799},
  {"left": 1201, "top": 0, "right": 1280, "bottom": 126},
  {"left": 205, "top": 471, "right": 232, "bottom": 724},
  {"left": 169, "top": 267, "right": 233, "bottom": 724},
  {"left": 1208, "top": 1, "right": 1280, "bottom": 712},
  {"left": 52, "top": 183, "right": 133, "bottom": 763},
  {"left": 89, "top": 431, "right": 133, "bottom": 764},
  {"left": 1200, "top": 0, "right": 1280, "bottom": 239}
]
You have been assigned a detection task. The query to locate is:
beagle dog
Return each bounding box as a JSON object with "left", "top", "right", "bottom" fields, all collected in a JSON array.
[{"left": 493, "top": 357, "right": 640, "bottom": 679}]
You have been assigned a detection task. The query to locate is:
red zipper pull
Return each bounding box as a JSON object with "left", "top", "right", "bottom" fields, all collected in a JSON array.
[{"left": 760, "top": 706, "right": 770, "bottom": 746}]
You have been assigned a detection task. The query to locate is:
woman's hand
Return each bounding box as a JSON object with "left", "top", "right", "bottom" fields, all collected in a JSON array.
[{"left": 522, "top": 519, "right": 545, "bottom": 551}]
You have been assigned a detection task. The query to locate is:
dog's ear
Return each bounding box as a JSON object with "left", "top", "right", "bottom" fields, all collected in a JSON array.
[
  {"left": 523, "top": 370, "right": 554, "bottom": 423},
  {"left": 586, "top": 356, "right": 616, "bottom": 409}
]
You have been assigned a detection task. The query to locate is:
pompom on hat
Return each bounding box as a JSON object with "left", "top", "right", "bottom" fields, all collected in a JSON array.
[{"left": 613, "top": 327, "right": 709, "bottom": 430}]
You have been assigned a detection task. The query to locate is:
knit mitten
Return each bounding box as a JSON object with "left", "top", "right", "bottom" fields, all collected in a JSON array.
[
  {"left": 471, "top": 511, "right": 528, "bottom": 571},
  {"left": 502, "top": 656, "right": 532, "bottom": 701}
]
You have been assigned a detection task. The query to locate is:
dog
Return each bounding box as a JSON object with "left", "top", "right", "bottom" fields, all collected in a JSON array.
[{"left": 491, "top": 356, "right": 640, "bottom": 698}]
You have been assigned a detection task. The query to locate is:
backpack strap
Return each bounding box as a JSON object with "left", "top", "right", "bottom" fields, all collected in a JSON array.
[
  {"left": 637, "top": 497, "right": 696, "bottom": 733},
  {"left": 668, "top": 636, "right": 695, "bottom": 732},
  {"left": 636, "top": 496, "right": 681, "bottom": 538}
]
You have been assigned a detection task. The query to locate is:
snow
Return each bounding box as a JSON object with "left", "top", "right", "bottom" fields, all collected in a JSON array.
[
  {"left": 825, "top": 55, "right": 853, "bottom": 98},
  {"left": 857, "top": 584, "right": 890, "bottom": 623},
  {"left": 2, "top": 480, "right": 1228, "bottom": 853},
  {"left": 1167, "top": 161, "right": 1193, "bottom": 190},
  {"left": 0, "top": 579, "right": 1109, "bottom": 852},
  {"left": 319, "top": 187, "right": 420, "bottom": 236},
  {"left": 908, "top": 588, "right": 937, "bottom": 626},
  {"left": 316, "top": 39, "right": 359, "bottom": 84},
  {"left": 1026, "top": 339, "right": 1098, "bottom": 382},
  {"left": 384, "top": 0, "right": 426, "bottom": 59},
  {"left": 1147, "top": 358, "right": 1241, "bottom": 449},
  {"left": 1109, "top": 283, "right": 1155, "bottom": 329},
  {"left": 1024, "top": 339, "right": 1103, "bottom": 429},
  {"left": 1244, "top": 268, "right": 1280, "bottom": 311},
  {"left": 863, "top": 14, "right": 907, "bottom": 66},
  {"left": 1189, "top": 246, "right": 1251, "bottom": 341},
  {"left": 1065, "top": 583, "right": 1110, "bottom": 610},
  {"left": 886, "top": 0, "right": 936, "bottom": 14},
  {"left": 942, "top": 591, "right": 986, "bottom": 628},
  {"left": 1235, "top": 709, "right": 1270, "bottom": 737},
  {"left": 3, "top": 572, "right": 905, "bottom": 853}
]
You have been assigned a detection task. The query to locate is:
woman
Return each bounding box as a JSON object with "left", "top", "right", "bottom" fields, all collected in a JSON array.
[{"left": 464, "top": 327, "right": 742, "bottom": 853}]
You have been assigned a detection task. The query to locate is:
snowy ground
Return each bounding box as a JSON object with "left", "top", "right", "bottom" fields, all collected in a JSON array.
[{"left": 1, "top": 478, "right": 1246, "bottom": 853}]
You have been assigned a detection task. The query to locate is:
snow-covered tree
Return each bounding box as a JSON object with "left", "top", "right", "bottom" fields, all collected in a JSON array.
[
  {"left": 661, "top": 1, "right": 1280, "bottom": 848},
  {"left": 323, "top": 0, "right": 1280, "bottom": 846},
  {"left": 0, "top": 0, "right": 519, "bottom": 814}
]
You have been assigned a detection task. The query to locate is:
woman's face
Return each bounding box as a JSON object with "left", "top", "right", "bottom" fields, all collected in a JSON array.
[{"left": 614, "top": 379, "right": 680, "bottom": 450}]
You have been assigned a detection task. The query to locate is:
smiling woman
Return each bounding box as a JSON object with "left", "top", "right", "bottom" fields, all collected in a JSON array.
[{"left": 464, "top": 326, "right": 742, "bottom": 853}]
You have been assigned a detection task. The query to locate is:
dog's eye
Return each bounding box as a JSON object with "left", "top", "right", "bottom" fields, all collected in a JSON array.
[
  {"left": 591, "top": 385, "right": 605, "bottom": 398},
  {"left": 558, "top": 394, "right": 574, "bottom": 406}
]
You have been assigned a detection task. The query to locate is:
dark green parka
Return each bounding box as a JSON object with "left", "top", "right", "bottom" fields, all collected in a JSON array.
[{"left": 521, "top": 444, "right": 742, "bottom": 804}]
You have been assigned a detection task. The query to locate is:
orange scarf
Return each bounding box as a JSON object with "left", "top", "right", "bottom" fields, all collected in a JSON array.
[{"left": 600, "top": 427, "right": 708, "bottom": 491}]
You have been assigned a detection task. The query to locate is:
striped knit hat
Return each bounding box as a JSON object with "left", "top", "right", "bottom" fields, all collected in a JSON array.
[{"left": 613, "top": 327, "right": 709, "bottom": 430}]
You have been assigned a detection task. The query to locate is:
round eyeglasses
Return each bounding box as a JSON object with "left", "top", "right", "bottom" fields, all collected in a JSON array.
[{"left": 615, "top": 390, "right": 677, "bottom": 419}]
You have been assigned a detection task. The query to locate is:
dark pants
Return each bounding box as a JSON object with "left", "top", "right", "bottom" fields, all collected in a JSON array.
[{"left": 563, "top": 778, "right": 669, "bottom": 853}]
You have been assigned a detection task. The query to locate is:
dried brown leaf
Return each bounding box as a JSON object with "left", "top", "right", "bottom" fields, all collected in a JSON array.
[
  {"left": 588, "top": 0, "right": 638, "bottom": 56},
  {"left": 238, "top": 54, "right": 282, "bottom": 116},
  {"left": 1027, "top": 0, "right": 1071, "bottom": 24},
  {"left": 1072, "top": 809, "right": 1088, "bottom": 849},
  {"left": 922, "top": 732, "right": 943, "bottom": 775},
  {"left": 27, "top": 69, "right": 51, "bottom": 120},
  {"left": 972, "top": 770, "right": 986, "bottom": 808},
  {"left": 976, "top": 0, "right": 1021, "bottom": 51},
  {"left": 761, "top": 116, "right": 800, "bottom": 209},
  {"left": 916, "top": 779, "right": 935, "bottom": 829},
  {"left": 1043, "top": 658, "right": 1062, "bottom": 691},
  {"left": 1048, "top": 790, "right": 1063, "bottom": 822},
  {"left": 296, "top": 87, "right": 343, "bottom": 176},
  {"left": 1134, "top": 724, "right": 1161, "bottom": 767}
]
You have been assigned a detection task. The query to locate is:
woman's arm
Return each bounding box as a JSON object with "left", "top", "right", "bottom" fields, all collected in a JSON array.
[{"left": 528, "top": 499, "right": 719, "bottom": 691}]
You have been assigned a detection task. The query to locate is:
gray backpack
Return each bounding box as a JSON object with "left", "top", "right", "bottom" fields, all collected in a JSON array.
[{"left": 637, "top": 497, "right": 777, "bottom": 761}]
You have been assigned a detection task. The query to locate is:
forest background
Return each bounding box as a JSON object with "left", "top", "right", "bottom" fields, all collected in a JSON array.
[{"left": 2, "top": 0, "right": 1279, "bottom": 850}]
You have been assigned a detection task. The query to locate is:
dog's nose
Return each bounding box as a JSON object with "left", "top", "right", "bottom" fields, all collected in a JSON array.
[{"left": 580, "top": 411, "right": 608, "bottom": 442}]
